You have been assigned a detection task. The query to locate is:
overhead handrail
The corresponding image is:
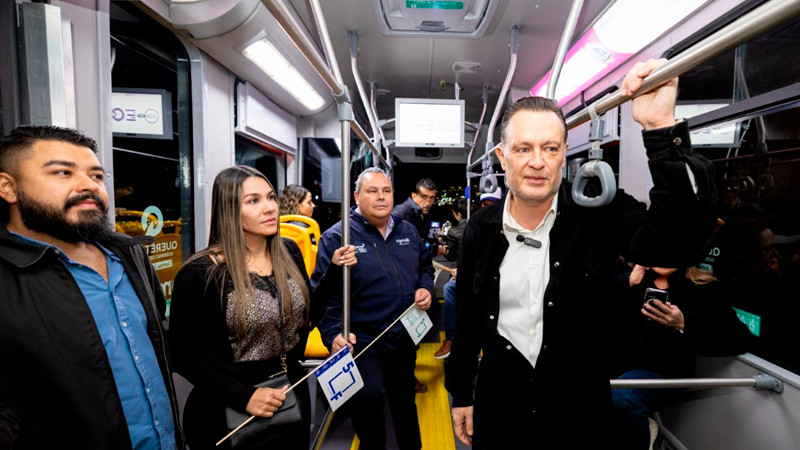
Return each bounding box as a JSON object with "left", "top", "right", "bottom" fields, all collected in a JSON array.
[
  {"left": 369, "top": 81, "right": 391, "bottom": 166},
  {"left": 349, "top": 31, "right": 383, "bottom": 152},
  {"left": 468, "top": 25, "right": 518, "bottom": 171},
  {"left": 565, "top": 0, "right": 800, "bottom": 207},
  {"left": 610, "top": 373, "right": 783, "bottom": 392},
  {"left": 465, "top": 25, "right": 518, "bottom": 207},
  {"left": 483, "top": 25, "right": 519, "bottom": 156},
  {"left": 260, "top": 0, "right": 386, "bottom": 168},
  {"left": 566, "top": 0, "right": 800, "bottom": 130},
  {"left": 309, "top": 0, "right": 343, "bottom": 85},
  {"left": 465, "top": 85, "right": 489, "bottom": 218},
  {"left": 546, "top": 0, "right": 584, "bottom": 99}
]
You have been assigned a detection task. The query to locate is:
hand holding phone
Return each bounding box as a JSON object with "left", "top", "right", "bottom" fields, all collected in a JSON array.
[{"left": 644, "top": 287, "right": 668, "bottom": 306}]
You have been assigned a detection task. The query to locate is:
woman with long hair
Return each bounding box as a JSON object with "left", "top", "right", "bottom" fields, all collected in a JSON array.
[
  {"left": 169, "top": 166, "right": 354, "bottom": 449},
  {"left": 279, "top": 184, "right": 317, "bottom": 245}
]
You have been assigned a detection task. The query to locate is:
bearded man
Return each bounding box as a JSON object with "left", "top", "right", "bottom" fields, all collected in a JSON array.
[{"left": 0, "top": 125, "right": 183, "bottom": 450}]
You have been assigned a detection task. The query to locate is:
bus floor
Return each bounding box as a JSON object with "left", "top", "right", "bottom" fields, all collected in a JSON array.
[{"left": 314, "top": 331, "right": 468, "bottom": 450}]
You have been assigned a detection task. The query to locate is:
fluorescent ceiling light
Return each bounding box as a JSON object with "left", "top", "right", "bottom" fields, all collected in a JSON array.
[
  {"left": 242, "top": 38, "right": 325, "bottom": 110},
  {"left": 532, "top": 0, "right": 707, "bottom": 105}
]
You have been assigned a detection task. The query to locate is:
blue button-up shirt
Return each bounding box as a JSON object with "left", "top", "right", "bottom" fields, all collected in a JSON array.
[{"left": 13, "top": 233, "right": 176, "bottom": 449}]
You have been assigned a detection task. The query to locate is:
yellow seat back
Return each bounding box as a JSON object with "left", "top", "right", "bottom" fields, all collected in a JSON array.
[
  {"left": 304, "top": 327, "right": 330, "bottom": 358},
  {"left": 279, "top": 215, "right": 328, "bottom": 358},
  {"left": 279, "top": 215, "right": 320, "bottom": 277}
]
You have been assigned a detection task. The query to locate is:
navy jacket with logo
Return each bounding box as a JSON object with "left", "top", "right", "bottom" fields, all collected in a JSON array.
[{"left": 311, "top": 207, "right": 435, "bottom": 349}]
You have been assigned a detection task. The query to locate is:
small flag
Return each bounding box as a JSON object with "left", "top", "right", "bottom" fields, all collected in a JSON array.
[
  {"left": 314, "top": 346, "right": 364, "bottom": 411},
  {"left": 400, "top": 306, "right": 432, "bottom": 345}
]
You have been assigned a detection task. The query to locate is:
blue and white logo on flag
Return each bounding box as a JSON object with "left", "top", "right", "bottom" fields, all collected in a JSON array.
[
  {"left": 314, "top": 346, "right": 363, "bottom": 411},
  {"left": 400, "top": 306, "right": 431, "bottom": 345}
]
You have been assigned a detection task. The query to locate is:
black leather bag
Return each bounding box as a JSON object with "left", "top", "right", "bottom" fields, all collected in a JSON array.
[{"left": 223, "top": 371, "right": 303, "bottom": 449}]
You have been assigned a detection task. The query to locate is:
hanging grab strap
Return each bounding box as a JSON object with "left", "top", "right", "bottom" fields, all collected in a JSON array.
[{"left": 571, "top": 104, "right": 616, "bottom": 207}]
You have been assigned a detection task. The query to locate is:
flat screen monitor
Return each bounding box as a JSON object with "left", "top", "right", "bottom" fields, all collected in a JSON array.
[
  {"left": 395, "top": 98, "right": 465, "bottom": 148},
  {"left": 111, "top": 88, "right": 173, "bottom": 140}
]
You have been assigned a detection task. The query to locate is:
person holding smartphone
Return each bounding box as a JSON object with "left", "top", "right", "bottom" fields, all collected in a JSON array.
[{"left": 609, "top": 264, "right": 756, "bottom": 450}]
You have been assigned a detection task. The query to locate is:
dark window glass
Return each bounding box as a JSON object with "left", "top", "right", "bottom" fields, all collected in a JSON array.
[
  {"left": 235, "top": 134, "right": 288, "bottom": 191},
  {"left": 677, "top": 16, "right": 800, "bottom": 373}
]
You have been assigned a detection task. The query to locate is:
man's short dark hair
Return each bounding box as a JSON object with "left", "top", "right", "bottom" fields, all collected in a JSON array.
[
  {"left": 0, "top": 125, "right": 98, "bottom": 175},
  {"left": 415, "top": 178, "right": 437, "bottom": 193},
  {"left": 0, "top": 125, "right": 98, "bottom": 222},
  {"left": 453, "top": 197, "right": 468, "bottom": 217},
  {"left": 499, "top": 96, "right": 568, "bottom": 148}
]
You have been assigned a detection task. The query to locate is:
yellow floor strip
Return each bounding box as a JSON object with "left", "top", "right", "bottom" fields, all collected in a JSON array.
[
  {"left": 350, "top": 332, "right": 456, "bottom": 449},
  {"left": 415, "top": 332, "right": 456, "bottom": 449}
]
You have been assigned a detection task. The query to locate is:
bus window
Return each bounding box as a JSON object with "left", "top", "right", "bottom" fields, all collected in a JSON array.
[
  {"left": 675, "top": 17, "right": 800, "bottom": 373},
  {"left": 235, "top": 134, "right": 288, "bottom": 192}
]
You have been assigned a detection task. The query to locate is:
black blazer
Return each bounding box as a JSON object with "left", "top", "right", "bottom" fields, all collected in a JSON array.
[{"left": 444, "top": 122, "right": 717, "bottom": 448}]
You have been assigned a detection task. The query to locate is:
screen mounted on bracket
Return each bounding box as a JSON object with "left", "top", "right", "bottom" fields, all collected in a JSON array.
[{"left": 394, "top": 98, "right": 465, "bottom": 148}]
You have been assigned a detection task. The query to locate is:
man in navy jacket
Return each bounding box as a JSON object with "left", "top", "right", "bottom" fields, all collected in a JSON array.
[
  {"left": 312, "top": 167, "right": 434, "bottom": 450},
  {"left": 445, "top": 59, "right": 718, "bottom": 448}
]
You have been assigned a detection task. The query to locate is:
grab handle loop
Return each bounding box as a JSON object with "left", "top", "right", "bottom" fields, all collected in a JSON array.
[
  {"left": 480, "top": 173, "right": 498, "bottom": 194},
  {"left": 571, "top": 105, "right": 616, "bottom": 207},
  {"left": 571, "top": 160, "right": 616, "bottom": 206}
]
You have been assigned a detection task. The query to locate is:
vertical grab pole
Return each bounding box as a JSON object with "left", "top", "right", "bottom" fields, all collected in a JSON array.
[{"left": 339, "top": 96, "right": 353, "bottom": 340}]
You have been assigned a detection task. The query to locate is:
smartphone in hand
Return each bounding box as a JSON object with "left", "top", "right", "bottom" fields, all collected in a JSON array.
[{"left": 644, "top": 287, "right": 668, "bottom": 306}]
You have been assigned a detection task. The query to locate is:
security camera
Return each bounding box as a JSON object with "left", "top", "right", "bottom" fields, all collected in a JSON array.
[{"left": 439, "top": 80, "right": 448, "bottom": 90}]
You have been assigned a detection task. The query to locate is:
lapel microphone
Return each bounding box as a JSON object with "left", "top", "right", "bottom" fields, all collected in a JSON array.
[{"left": 516, "top": 234, "right": 542, "bottom": 248}]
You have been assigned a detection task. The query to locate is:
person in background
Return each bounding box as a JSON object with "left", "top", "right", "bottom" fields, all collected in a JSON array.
[
  {"left": 434, "top": 197, "right": 468, "bottom": 359},
  {"left": 392, "top": 177, "right": 444, "bottom": 392},
  {"left": 610, "top": 264, "right": 755, "bottom": 449},
  {"left": 279, "top": 183, "right": 318, "bottom": 245},
  {"left": 445, "top": 59, "right": 718, "bottom": 448},
  {"left": 279, "top": 183, "right": 316, "bottom": 220},
  {"left": 0, "top": 125, "right": 183, "bottom": 449},
  {"left": 393, "top": 178, "right": 447, "bottom": 258},
  {"left": 479, "top": 186, "right": 503, "bottom": 208},
  {"left": 312, "top": 167, "right": 434, "bottom": 450},
  {"left": 169, "top": 166, "right": 354, "bottom": 450}
]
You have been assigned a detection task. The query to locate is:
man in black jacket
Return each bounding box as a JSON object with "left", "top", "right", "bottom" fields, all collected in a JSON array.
[
  {"left": 0, "top": 125, "right": 183, "bottom": 449},
  {"left": 444, "top": 59, "right": 718, "bottom": 448},
  {"left": 393, "top": 178, "right": 447, "bottom": 258}
]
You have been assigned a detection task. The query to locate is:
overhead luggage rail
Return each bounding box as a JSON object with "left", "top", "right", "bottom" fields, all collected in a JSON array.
[
  {"left": 566, "top": 0, "right": 800, "bottom": 130},
  {"left": 610, "top": 373, "right": 784, "bottom": 392}
]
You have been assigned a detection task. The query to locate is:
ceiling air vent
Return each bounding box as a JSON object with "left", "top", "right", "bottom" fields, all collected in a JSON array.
[
  {"left": 414, "top": 147, "right": 442, "bottom": 159},
  {"left": 372, "top": 0, "right": 499, "bottom": 38},
  {"left": 419, "top": 21, "right": 447, "bottom": 32},
  {"left": 453, "top": 61, "right": 481, "bottom": 74}
]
